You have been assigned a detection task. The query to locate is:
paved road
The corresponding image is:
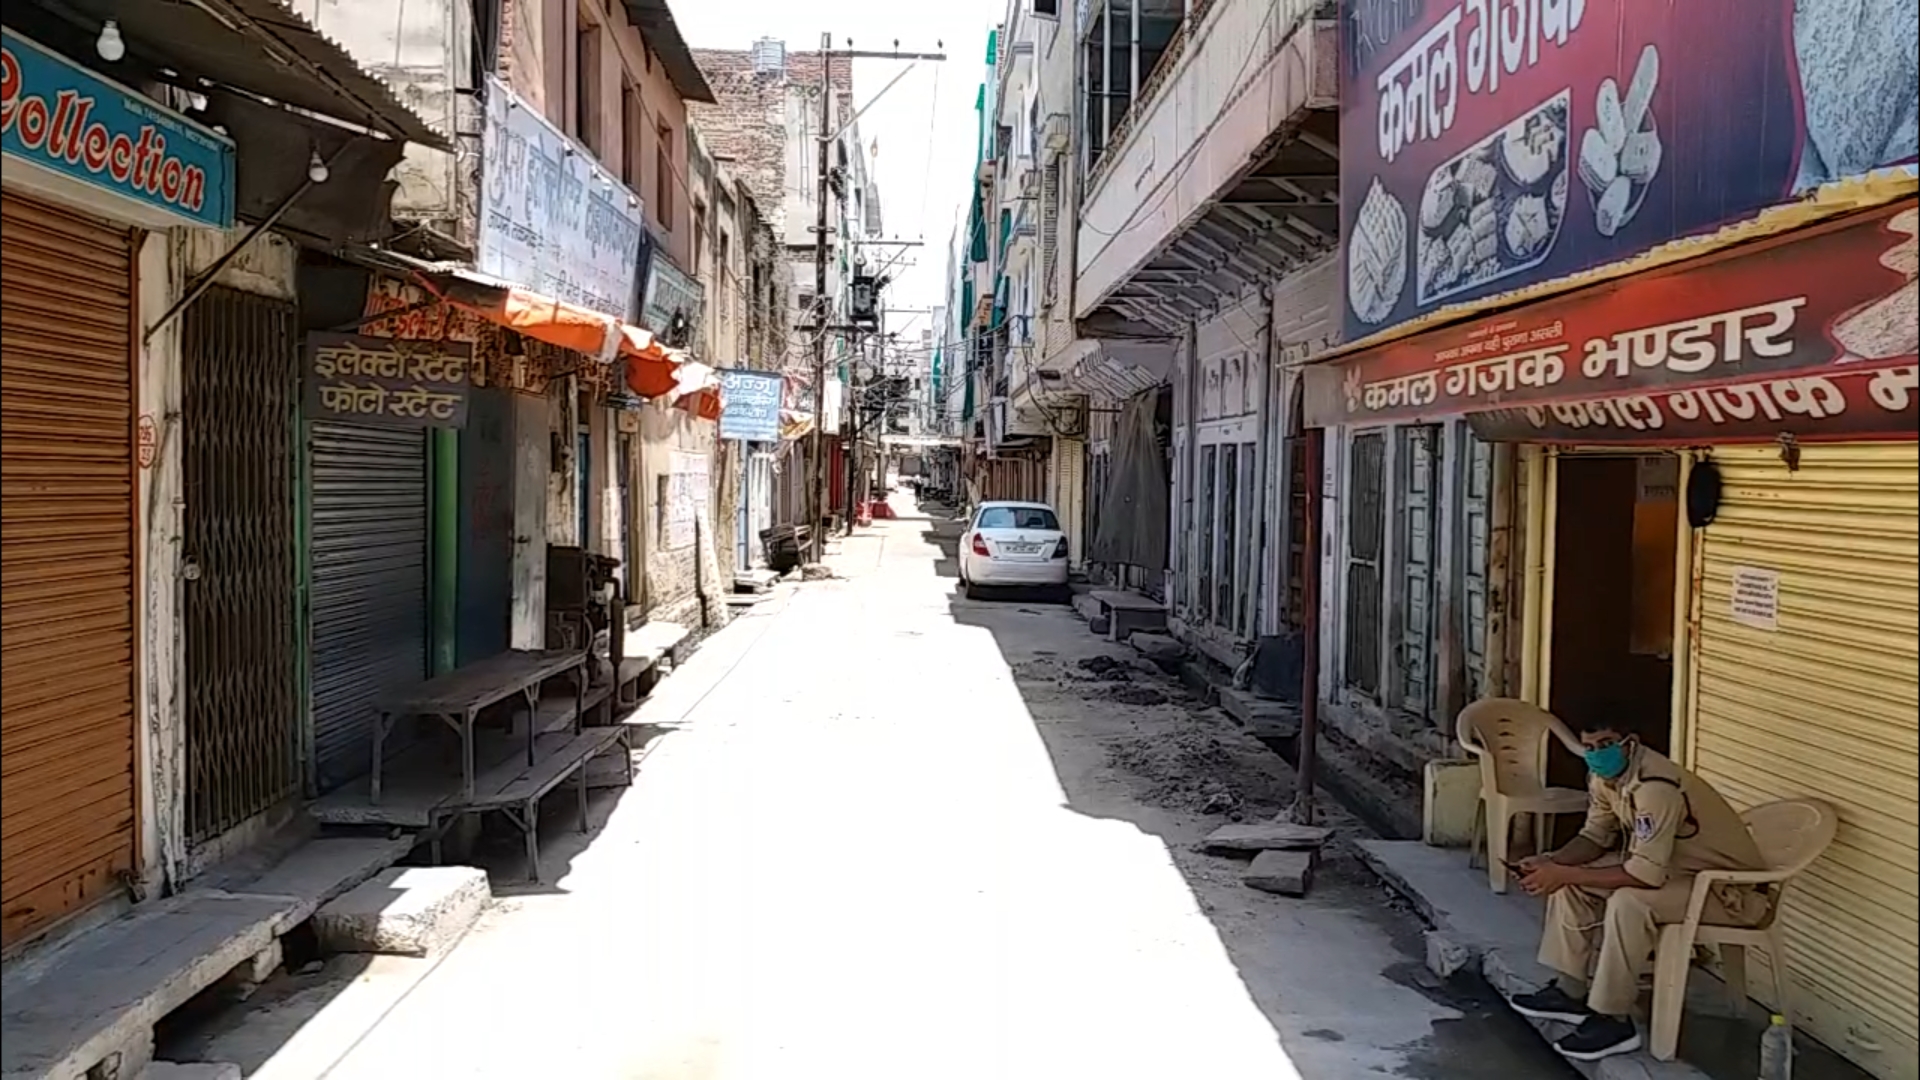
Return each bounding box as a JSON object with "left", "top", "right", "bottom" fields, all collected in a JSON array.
[{"left": 176, "top": 496, "right": 1570, "bottom": 1080}]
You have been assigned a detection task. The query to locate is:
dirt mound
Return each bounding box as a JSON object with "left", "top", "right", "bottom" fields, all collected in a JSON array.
[{"left": 1105, "top": 728, "right": 1295, "bottom": 816}]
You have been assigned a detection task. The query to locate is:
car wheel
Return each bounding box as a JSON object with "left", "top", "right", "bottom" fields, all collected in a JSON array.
[
  {"left": 1049, "top": 585, "right": 1072, "bottom": 605},
  {"left": 964, "top": 579, "right": 981, "bottom": 600}
]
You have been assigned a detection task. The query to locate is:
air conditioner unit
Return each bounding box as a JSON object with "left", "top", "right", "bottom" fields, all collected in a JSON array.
[{"left": 1042, "top": 113, "right": 1070, "bottom": 153}]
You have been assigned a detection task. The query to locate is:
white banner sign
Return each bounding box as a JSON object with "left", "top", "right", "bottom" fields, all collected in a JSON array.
[{"left": 480, "top": 77, "right": 646, "bottom": 320}]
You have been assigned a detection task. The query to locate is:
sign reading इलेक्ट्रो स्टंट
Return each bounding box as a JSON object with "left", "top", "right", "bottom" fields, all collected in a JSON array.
[
  {"left": 1337, "top": 0, "right": 1919, "bottom": 341},
  {"left": 1, "top": 28, "right": 235, "bottom": 229},
  {"left": 304, "top": 333, "right": 473, "bottom": 429}
]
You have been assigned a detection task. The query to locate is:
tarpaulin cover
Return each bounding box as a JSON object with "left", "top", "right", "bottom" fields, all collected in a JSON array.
[
  {"left": 1089, "top": 391, "right": 1169, "bottom": 571},
  {"left": 416, "top": 270, "right": 718, "bottom": 420}
]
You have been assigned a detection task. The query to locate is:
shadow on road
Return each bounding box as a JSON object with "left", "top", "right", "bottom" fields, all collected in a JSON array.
[{"left": 933, "top": 499, "right": 1575, "bottom": 1079}]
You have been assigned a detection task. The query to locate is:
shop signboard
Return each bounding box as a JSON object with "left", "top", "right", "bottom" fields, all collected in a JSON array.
[
  {"left": 1305, "top": 199, "right": 1917, "bottom": 427},
  {"left": 1337, "top": 0, "right": 1919, "bottom": 341},
  {"left": 1, "top": 28, "right": 235, "bottom": 229},
  {"left": 717, "top": 369, "right": 784, "bottom": 442},
  {"left": 305, "top": 332, "right": 471, "bottom": 429},
  {"left": 642, "top": 254, "right": 704, "bottom": 345},
  {"left": 480, "top": 76, "right": 645, "bottom": 321}
]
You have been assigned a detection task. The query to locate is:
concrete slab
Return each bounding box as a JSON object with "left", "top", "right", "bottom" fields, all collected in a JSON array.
[
  {"left": 313, "top": 868, "right": 490, "bottom": 958},
  {"left": 1, "top": 892, "right": 294, "bottom": 1080},
  {"left": 1126, "top": 632, "right": 1185, "bottom": 662},
  {"left": 1201, "top": 822, "right": 1331, "bottom": 854},
  {"left": 1215, "top": 687, "right": 1301, "bottom": 740},
  {"left": 221, "top": 836, "right": 419, "bottom": 935},
  {"left": 139, "top": 1064, "right": 243, "bottom": 1080},
  {"left": 1243, "top": 849, "right": 1316, "bottom": 896},
  {"left": 1070, "top": 593, "right": 1104, "bottom": 624}
]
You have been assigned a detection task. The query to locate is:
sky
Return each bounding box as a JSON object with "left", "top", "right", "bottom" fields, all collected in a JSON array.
[{"left": 672, "top": 0, "right": 1005, "bottom": 341}]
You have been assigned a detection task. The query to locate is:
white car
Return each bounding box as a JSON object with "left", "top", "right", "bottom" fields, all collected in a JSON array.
[{"left": 958, "top": 500, "right": 1070, "bottom": 598}]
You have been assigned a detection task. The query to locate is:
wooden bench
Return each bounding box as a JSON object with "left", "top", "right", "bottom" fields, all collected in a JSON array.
[
  {"left": 440, "top": 727, "right": 629, "bottom": 883},
  {"left": 373, "top": 649, "right": 588, "bottom": 805}
]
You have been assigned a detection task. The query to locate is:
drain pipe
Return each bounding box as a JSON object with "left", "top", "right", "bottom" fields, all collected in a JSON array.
[{"left": 1290, "top": 424, "right": 1324, "bottom": 826}]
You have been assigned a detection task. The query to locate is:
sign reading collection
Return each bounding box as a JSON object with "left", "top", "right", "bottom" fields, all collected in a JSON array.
[{"left": 304, "top": 332, "right": 471, "bottom": 429}]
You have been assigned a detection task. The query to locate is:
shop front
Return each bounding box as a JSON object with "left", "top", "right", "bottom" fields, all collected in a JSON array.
[
  {"left": 1307, "top": 196, "right": 1919, "bottom": 1078},
  {"left": 0, "top": 26, "right": 234, "bottom": 947}
]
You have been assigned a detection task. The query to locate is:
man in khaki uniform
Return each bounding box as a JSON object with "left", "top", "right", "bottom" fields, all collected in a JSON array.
[{"left": 1507, "top": 716, "right": 1770, "bottom": 1062}]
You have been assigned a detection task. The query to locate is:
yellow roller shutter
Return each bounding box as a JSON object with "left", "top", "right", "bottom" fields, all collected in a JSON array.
[
  {"left": 0, "top": 191, "right": 139, "bottom": 948},
  {"left": 1688, "top": 442, "right": 1918, "bottom": 1080}
]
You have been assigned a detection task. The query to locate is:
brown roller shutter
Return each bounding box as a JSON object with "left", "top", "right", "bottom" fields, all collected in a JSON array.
[{"left": 0, "top": 191, "right": 138, "bottom": 948}]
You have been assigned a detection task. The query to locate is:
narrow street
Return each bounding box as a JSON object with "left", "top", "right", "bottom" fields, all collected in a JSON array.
[{"left": 167, "top": 494, "right": 1570, "bottom": 1080}]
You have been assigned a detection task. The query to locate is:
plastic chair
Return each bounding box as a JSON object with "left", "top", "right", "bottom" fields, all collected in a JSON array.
[
  {"left": 1647, "top": 798, "right": 1838, "bottom": 1062},
  {"left": 1456, "top": 698, "right": 1590, "bottom": 893}
]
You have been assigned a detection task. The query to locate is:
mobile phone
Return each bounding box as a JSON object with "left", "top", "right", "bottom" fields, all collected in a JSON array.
[{"left": 1501, "top": 857, "right": 1529, "bottom": 875}]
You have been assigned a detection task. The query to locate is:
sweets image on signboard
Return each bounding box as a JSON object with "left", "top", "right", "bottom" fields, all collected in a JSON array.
[
  {"left": 1579, "top": 45, "right": 1663, "bottom": 238},
  {"left": 1832, "top": 207, "right": 1920, "bottom": 362},
  {"left": 1415, "top": 92, "right": 1571, "bottom": 307},
  {"left": 1349, "top": 177, "right": 1409, "bottom": 325}
]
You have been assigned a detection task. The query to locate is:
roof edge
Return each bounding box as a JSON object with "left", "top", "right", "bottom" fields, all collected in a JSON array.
[{"left": 624, "top": 0, "right": 716, "bottom": 103}]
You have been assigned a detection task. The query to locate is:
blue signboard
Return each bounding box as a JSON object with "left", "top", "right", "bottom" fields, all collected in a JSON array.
[
  {"left": 2, "top": 28, "right": 235, "bottom": 229},
  {"left": 717, "top": 370, "right": 784, "bottom": 442}
]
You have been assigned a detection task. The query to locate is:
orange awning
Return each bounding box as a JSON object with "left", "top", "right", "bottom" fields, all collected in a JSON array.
[{"left": 413, "top": 270, "right": 715, "bottom": 420}]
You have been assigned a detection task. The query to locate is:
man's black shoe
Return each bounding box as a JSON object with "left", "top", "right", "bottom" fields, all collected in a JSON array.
[
  {"left": 1509, "top": 984, "right": 1592, "bottom": 1024},
  {"left": 1553, "top": 1014, "right": 1643, "bottom": 1061}
]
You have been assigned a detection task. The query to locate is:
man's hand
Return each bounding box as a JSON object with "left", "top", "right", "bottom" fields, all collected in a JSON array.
[
  {"left": 1517, "top": 854, "right": 1552, "bottom": 874},
  {"left": 1519, "top": 861, "right": 1579, "bottom": 896}
]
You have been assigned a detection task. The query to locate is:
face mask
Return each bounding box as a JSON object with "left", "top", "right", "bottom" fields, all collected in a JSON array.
[{"left": 1584, "top": 742, "right": 1631, "bottom": 780}]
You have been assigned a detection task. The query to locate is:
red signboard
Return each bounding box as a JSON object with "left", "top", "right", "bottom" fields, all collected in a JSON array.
[
  {"left": 1304, "top": 199, "right": 1918, "bottom": 428},
  {"left": 1465, "top": 364, "right": 1919, "bottom": 445}
]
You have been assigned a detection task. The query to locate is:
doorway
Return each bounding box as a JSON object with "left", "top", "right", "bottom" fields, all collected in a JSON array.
[{"left": 1547, "top": 453, "right": 1679, "bottom": 785}]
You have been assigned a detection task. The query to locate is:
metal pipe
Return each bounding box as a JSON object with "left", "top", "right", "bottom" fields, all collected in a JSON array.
[
  {"left": 1101, "top": 0, "right": 1113, "bottom": 146},
  {"left": 1537, "top": 450, "right": 1561, "bottom": 710},
  {"left": 431, "top": 429, "right": 460, "bottom": 675},
  {"left": 1668, "top": 452, "right": 1696, "bottom": 765},
  {"left": 1518, "top": 446, "right": 1547, "bottom": 703},
  {"left": 1292, "top": 425, "right": 1324, "bottom": 825},
  {"left": 1246, "top": 286, "right": 1275, "bottom": 635},
  {"left": 809, "top": 33, "right": 833, "bottom": 562},
  {"left": 1129, "top": 0, "right": 1140, "bottom": 111},
  {"left": 1485, "top": 442, "right": 1515, "bottom": 697}
]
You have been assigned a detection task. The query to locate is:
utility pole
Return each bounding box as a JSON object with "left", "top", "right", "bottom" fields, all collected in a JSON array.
[
  {"left": 807, "top": 32, "right": 833, "bottom": 564},
  {"left": 805, "top": 37, "right": 947, "bottom": 564}
]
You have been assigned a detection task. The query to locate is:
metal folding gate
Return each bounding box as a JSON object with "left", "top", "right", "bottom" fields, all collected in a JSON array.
[
  {"left": 307, "top": 422, "right": 429, "bottom": 792},
  {"left": 182, "top": 287, "right": 301, "bottom": 844},
  {"left": 0, "top": 192, "right": 138, "bottom": 946}
]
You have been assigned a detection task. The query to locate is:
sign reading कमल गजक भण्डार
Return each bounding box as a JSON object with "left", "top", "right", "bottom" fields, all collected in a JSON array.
[{"left": 478, "top": 76, "right": 646, "bottom": 322}]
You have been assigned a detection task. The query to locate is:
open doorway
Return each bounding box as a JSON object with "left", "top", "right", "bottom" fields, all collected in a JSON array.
[{"left": 1547, "top": 453, "right": 1680, "bottom": 787}]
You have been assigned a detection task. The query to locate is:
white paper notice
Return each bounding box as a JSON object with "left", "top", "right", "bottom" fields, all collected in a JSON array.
[{"left": 1729, "top": 566, "right": 1780, "bottom": 631}]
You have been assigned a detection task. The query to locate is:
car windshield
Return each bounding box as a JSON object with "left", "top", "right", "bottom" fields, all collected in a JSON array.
[{"left": 977, "top": 506, "right": 1059, "bottom": 531}]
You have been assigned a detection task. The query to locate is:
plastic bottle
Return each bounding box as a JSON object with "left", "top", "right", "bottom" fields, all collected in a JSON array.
[{"left": 1759, "top": 1014, "right": 1793, "bottom": 1080}]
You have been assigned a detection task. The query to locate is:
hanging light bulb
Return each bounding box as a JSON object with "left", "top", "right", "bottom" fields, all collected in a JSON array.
[
  {"left": 96, "top": 20, "right": 125, "bottom": 62},
  {"left": 307, "top": 149, "right": 329, "bottom": 184}
]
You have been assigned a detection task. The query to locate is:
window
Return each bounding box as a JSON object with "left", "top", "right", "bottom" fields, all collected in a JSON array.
[
  {"left": 692, "top": 199, "right": 707, "bottom": 275},
  {"left": 620, "top": 80, "right": 639, "bottom": 187},
  {"left": 975, "top": 506, "right": 1059, "bottom": 531},
  {"left": 655, "top": 122, "right": 674, "bottom": 227},
  {"left": 1033, "top": 0, "right": 1060, "bottom": 15},
  {"left": 718, "top": 230, "right": 732, "bottom": 326},
  {"left": 573, "top": 15, "right": 600, "bottom": 153}
]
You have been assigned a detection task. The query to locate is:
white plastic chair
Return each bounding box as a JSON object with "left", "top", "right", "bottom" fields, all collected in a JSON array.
[
  {"left": 1647, "top": 798, "right": 1838, "bottom": 1061},
  {"left": 1456, "top": 698, "right": 1590, "bottom": 893}
]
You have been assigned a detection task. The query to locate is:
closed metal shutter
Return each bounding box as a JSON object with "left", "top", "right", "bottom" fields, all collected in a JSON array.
[
  {"left": 0, "top": 192, "right": 136, "bottom": 947},
  {"left": 308, "top": 422, "right": 429, "bottom": 792},
  {"left": 1053, "top": 437, "right": 1086, "bottom": 564},
  {"left": 1688, "top": 442, "right": 1917, "bottom": 1080}
]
